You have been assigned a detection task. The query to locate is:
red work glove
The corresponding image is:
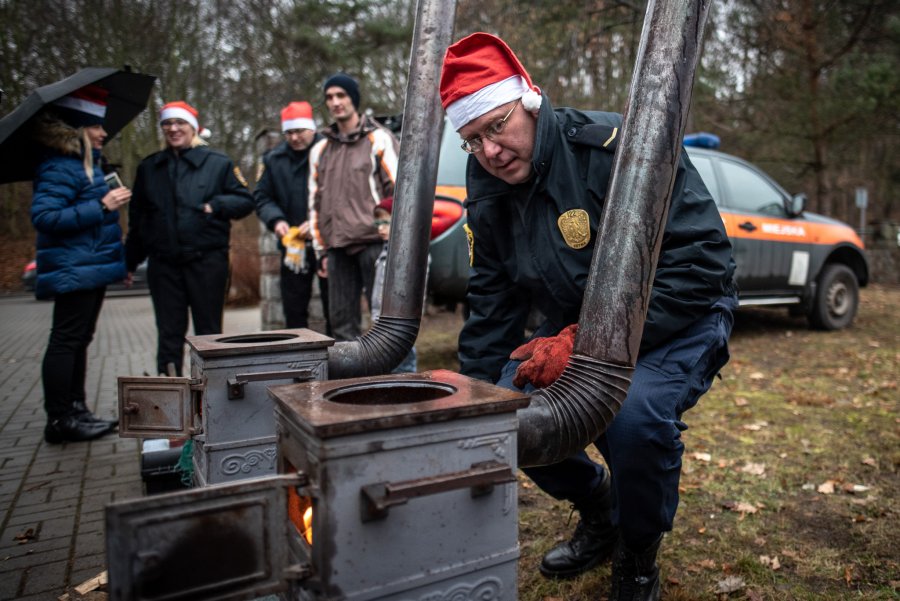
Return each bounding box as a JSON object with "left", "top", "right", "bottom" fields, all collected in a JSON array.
[{"left": 510, "top": 324, "right": 578, "bottom": 389}]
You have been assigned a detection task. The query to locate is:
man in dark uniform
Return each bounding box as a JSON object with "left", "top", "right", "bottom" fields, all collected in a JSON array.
[
  {"left": 254, "top": 101, "right": 329, "bottom": 332},
  {"left": 439, "top": 33, "right": 738, "bottom": 601}
]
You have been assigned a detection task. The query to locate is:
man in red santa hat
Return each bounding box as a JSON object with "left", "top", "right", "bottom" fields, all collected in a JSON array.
[{"left": 440, "top": 32, "right": 738, "bottom": 601}]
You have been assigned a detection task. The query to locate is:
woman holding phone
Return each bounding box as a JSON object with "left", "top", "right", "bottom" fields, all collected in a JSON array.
[{"left": 30, "top": 85, "right": 131, "bottom": 443}]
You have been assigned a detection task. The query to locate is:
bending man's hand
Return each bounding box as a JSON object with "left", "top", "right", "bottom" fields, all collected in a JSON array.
[{"left": 510, "top": 324, "right": 578, "bottom": 389}]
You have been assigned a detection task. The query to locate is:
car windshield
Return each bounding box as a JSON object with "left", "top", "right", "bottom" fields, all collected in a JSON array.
[{"left": 436, "top": 123, "right": 469, "bottom": 187}]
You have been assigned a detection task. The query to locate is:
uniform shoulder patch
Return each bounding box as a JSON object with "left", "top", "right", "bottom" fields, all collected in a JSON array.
[
  {"left": 567, "top": 124, "right": 619, "bottom": 152},
  {"left": 463, "top": 223, "right": 474, "bottom": 266},
  {"left": 233, "top": 166, "right": 249, "bottom": 188}
]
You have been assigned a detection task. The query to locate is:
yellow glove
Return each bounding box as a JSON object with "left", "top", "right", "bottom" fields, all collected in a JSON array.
[{"left": 281, "top": 226, "right": 308, "bottom": 274}]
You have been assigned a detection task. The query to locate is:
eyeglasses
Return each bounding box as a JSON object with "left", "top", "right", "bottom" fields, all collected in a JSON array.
[
  {"left": 460, "top": 99, "right": 520, "bottom": 154},
  {"left": 374, "top": 219, "right": 391, "bottom": 227},
  {"left": 161, "top": 119, "right": 189, "bottom": 129}
]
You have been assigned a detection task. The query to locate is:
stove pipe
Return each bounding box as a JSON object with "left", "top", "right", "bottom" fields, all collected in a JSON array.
[
  {"left": 518, "top": 0, "right": 712, "bottom": 467},
  {"left": 327, "top": 0, "right": 458, "bottom": 379}
]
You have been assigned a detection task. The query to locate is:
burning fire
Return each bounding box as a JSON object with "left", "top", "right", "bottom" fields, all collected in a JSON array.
[{"left": 286, "top": 459, "right": 314, "bottom": 545}]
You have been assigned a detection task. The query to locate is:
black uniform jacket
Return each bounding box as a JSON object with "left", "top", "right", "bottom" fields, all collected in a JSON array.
[
  {"left": 253, "top": 136, "right": 321, "bottom": 235},
  {"left": 126, "top": 145, "right": 254, "bottom": 270},
  {"left": 458, "top": 96, "right": 736, "bottom": 383}
]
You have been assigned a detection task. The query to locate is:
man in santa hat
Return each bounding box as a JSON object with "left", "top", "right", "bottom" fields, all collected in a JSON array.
[
  {"left": 254, "top": 101, "right": 330, "bottom": 333},
  {"left": 440, "top": 32, "right": 738, "bottom": 601}
]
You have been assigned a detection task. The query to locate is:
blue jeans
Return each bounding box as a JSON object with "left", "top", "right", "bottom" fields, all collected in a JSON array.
[{"left": 498, "top": 294, "right": 736, "bottom": 549}]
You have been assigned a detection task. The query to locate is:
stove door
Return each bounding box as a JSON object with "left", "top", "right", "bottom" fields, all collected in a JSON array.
[
  {"left": 117, "top": 376, "right": 199, "bottom": 438},
  {"left": 106, "top": 475, "right": 303, "bottom": 601}
]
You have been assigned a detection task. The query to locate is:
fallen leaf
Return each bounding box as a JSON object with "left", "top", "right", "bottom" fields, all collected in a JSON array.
[
  {"left": 861, "top": 456, "right": 877, "bottom": 467},
  {"left": 698, "top": 558, "right": 717, "bottom": 569},
  {"left": 741, "top": 462, "right": 766, "bottom": 476},
  {"left": 746, "top": 590, "right": 764, "bottom": 601},
  {"left": 692, "top": 452, "right": 712, "bottom": 462},
  {"left": 844, "top": 565, "right": 854, "bottom": 585},
  {"left": 723, "top": 501, "right": 758, "bottom": 514},
  {"left": 842, "top": 483, "right": 871, "bottom": 494},
  {"left": 818, "top": 480, "right": 836, "bottom": 494},
  {"left": 742, "top": 421, "right": 769, "bottom": 431},
  {"left": 13, "top": 528, "right": 35, "bottom": 544},
  {"left": 749, "top": 372, "right": 765, "bottom": 380},
  {"left": 734, "top": 397, "right": 749, "bottom": 407},
  {"left": 759, "top": 555, "right": 781, "bottom": 570},
  {"left": 715, "top": 575, "right": 746, "bottom": 594},
  {"left": 666, "top": 576, "right": 681, "bottom": 585}
]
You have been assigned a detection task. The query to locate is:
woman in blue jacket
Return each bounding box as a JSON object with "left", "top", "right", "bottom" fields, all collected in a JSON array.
[{"left": 31, "top": 85, "right": 132, "bottom": 444}]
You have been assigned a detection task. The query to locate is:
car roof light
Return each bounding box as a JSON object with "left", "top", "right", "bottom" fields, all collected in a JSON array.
[{"left": 683, "top": 132, "right": 720, "bottom": 149}]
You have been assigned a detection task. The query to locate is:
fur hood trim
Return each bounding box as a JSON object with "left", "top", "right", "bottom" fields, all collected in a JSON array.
[{"left": 33, "top": 114, "right": 83, "bottom": 157}]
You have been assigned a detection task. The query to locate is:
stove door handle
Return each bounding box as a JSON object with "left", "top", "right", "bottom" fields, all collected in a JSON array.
[
  {"left": 360, "top": 460, "right": 516, "bottom": 522},
  {"left": 227, "top": 369, "right": 315, "bottom": 400}
]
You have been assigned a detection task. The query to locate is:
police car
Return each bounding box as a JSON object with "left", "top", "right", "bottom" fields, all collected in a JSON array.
[{"left": 426, "top": 125, "right": 867, "bottom": 330}]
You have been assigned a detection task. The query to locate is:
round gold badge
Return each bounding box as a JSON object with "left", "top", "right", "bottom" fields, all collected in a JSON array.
[{"left": 557, "top": 209, "right": 591, "bottom": 249}]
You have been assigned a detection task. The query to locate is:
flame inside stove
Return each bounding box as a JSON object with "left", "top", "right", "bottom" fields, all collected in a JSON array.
[{"left": 286, "top": 459, "right": 313, "bottom": 545}]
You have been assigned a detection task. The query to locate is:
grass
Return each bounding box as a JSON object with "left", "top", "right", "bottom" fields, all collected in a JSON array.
[{"left": 417, "top": 285, "right": 899, "bottom": 600}]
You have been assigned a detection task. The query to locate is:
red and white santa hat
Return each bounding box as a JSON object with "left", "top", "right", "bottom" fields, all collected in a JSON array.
[
  {"left": 159, "top": 101, "right": 200, "bottom": 131},
  {"left": 281, "top": 101, "right": 316, "bottom": 132},
  {"left": 52, "top": 85, "right": 109, "bottom": 126},
  {"left": 439, "top": 32, "right": 542, "bottom": 131}
]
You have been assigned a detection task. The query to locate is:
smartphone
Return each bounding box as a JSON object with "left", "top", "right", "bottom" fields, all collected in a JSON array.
[{"left": 104, "top": 171, "right": 123, "bottom": 190}]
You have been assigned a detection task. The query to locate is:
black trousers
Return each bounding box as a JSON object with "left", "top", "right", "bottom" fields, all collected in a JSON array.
[
  {"left": 281, "top": 245, "right": 330, "bottom": 334},
  {"left": 147, "top": 250, "right": 229, "bottom": 376},
  {"left": 42, "top": 287, "right": 106, "bottom": 420},
  {"left": 326, "top": 243, "right": 381, "bottom": 341}
]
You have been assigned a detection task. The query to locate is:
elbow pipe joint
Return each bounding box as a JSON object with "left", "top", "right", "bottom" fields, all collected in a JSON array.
[
  {"left": 327, "top": 315, "right": 420, "bottom": 380},
  {"left": 518, "top": 354, "right": 634, "bottom": 467}
]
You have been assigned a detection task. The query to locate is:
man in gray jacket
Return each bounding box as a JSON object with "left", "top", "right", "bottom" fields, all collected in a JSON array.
[{"left": 308, "top": 73, "right": 400, "bottom": 341}]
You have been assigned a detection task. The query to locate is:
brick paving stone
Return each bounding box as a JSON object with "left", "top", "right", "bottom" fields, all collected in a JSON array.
[
  {"left": 20, "top": 558, "right": 68, "bottom": 596},
  {"left": 0, "top": 571, "right": 22, "bottom": 601},
  {"left": 0, "top": 544, "right": 68, "bottom": 572}
]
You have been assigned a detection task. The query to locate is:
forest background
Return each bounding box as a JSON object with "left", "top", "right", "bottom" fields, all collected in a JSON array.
[{"left": 1, "top": 0, "right": 898, "bottom": 261}]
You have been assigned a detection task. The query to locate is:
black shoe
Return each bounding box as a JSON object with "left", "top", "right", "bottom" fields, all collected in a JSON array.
[
  {"left": 44, "top": 415, "right": 113, "bottom": 444},
  {"left": 539, "top": 470, "right": 619, "bottom": 578},
  {"left": 72, "top": 400, "right": 119, "bottom": 430},
  {"left": 609, "top": 535, "right": 662, "bottom": 601}
]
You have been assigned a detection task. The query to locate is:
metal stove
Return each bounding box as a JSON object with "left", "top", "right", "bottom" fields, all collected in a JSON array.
[
  {"left": 106, "top": 370, "right": 529, "bottom": 601},
  {"left": 117, "top": 329, "right": 332, "bottom": 485}
]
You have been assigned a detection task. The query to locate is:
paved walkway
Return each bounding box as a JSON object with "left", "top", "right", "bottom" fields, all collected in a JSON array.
[{"left": 0, "top": 293, "right": 262, "bottom": 600}]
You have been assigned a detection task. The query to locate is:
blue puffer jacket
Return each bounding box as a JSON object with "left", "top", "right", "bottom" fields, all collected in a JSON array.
[{"left": 31, "top": 132, "right": 126, "bottom": 300}]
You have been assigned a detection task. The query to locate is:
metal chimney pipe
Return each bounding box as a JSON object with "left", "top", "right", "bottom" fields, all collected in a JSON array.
[
  {"left": 327, "top": 0, "right": 458, "bottom": 378},
  {"left": 518, "top": 0, "right": 712, "bottom": 466}
]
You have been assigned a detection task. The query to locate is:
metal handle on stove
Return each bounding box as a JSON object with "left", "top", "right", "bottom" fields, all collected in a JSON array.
[
  {"left": 360, "top": 460, "right": 516, "bottom": 522},
  {"left": 227, "top": 369, "right": 314, "bottom": 400}
]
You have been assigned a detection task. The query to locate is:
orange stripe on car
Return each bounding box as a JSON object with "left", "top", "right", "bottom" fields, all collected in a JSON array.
[{"left": 722, "top": 213, "right": 865, "bottom": 248}]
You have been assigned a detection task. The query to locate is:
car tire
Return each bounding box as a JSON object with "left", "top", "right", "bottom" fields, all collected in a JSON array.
[{"left": 807, "top": 263, "right": 859, "bottom": 330}]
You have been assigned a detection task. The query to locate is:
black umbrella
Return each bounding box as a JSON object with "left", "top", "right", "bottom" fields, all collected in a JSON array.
[{"left": 0, "top": 67, "right": 156, "bottom": 184}]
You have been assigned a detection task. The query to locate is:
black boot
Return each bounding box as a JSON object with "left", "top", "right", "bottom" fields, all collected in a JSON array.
[
  {"left": 44, "top": 415, "right": 114, "bottom": 444},
  {"left": 539, "top": 470, "right": 619, "bottom": 578},
  {"left": 72, "top": 400, "right": 119, "bottom": 430},
  {"left": 609, "top": 535, "right": 663, "bottom": 601}
]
